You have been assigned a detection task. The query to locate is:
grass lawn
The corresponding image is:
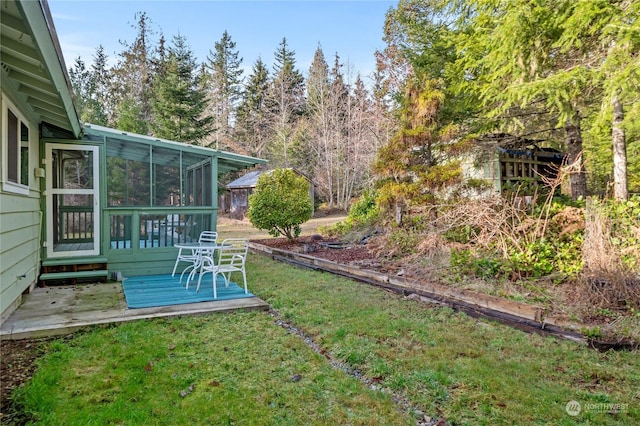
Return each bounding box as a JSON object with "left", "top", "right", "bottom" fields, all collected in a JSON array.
[{"left": 13, "top": 254, "right": 639, "bottom": 425}]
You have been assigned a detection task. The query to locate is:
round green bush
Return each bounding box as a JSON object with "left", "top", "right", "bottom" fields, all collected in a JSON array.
[{"left": 247, "top": 168, "right": 313, "bottom": 240}]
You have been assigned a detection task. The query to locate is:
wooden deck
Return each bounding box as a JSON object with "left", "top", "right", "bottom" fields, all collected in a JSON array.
[
  {"left": 0, "top": 282, "right": 268, "bottom": 340},
  {"left": 53, "top": 242, "right": 94, "bottom": 251}
]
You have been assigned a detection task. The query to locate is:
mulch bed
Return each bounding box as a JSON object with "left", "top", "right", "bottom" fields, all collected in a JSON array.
[{"left": 252, "top": 236, "right": 379, "bottom": 264}]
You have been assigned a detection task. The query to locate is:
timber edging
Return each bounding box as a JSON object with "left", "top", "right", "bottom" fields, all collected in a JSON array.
[{"left": 249, "top": 242, "right": 589, "bottom": 346}]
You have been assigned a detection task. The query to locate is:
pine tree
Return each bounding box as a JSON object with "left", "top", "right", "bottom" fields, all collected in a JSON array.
[
  {"left": 266, "top": 38, "right": 305, "bottom": 166},
  {"left": 112, "top": 12, "right": 156, "bottom": 131},
  {"left": 204, "top": 30, "right": 244, "bottom": 150},
  {"left": 68, "top": 57, "right": 93, "bottom": 123},
  {"left": 235, "top": 58, "right": 270, "bottom": 157},
  {"left": 306, "top": 46, "right": 332, "bottom": 204},
  {"left": 151, "top": 34, "right": 213, "bottom": 143},
  {"left": 68, "top": 48, "right": 110, "bottom": 126},
  {"left": 90, "top": 45, "right": 113, "bottom": 124}
]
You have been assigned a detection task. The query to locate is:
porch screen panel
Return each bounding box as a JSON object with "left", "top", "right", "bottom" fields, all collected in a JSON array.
[
  {"left": 51, "top": 149, "right": 96, "bottom": 252},
  {"left": 106, "top": 138, "right": 151, "bottom": 206},
  {"left": 186, "top": 213, "right": 213, "bottom": 240},
  {"left": 204, "top": 162, "right": 212, "bottom": 205},
  {"left": 182, "top": 153, "right": 211, "bottom": 207},
  {"left": 152, "top": 146, "right": 180, "bottom": 206}
]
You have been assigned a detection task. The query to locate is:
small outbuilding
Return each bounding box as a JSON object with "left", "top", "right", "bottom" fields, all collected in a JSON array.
[
  {"left": 225, "top": 169, "right": 315, "bottom": 219},
  {"left": 461, "top": 134, "right": 565, "bottom": 197}
]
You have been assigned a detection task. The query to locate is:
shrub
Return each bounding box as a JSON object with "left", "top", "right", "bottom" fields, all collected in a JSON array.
[
  {"left": 321, "top": 189, "right": 380, "bottom": 237},
  {"left": 348, "top": 189, "right": 380, "bottom": 225},
  {"left": 248, "top": 169, "right": 313, "bottom": 240}
]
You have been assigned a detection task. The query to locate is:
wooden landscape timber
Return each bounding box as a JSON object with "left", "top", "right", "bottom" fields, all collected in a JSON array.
[{"left": 249, "top": 242, "right": 639, "bottom": 350}]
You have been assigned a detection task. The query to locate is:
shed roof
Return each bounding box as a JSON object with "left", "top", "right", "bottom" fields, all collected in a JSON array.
[
  {"left": 226, "top": 168, "right": 314, "bottom": 190},
  {"left": 226, "top": 170, "right": 263, "bottom": 189}
]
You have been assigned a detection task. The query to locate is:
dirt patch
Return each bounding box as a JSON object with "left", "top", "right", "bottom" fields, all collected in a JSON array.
[{"left": 1, "top": 338, "right": 48, "bottom": 423}]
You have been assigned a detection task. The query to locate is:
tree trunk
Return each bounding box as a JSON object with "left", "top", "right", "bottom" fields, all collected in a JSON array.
[
  {"left": 395, "top": 203, "right": 403, "bottom": 226},
  {"left": 564, "top": 117, "right": 588, "bottom": 200},
  {"left": 612, "top": 95, "right": 628, "bottom": 200}
]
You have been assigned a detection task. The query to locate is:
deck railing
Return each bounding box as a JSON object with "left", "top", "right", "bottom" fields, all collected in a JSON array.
[
  {"left": 58, "top": 206, "right": 94, "bottom": 243},
  {"left": 108, "top": 210, "right": 214, "bottom": 250}
]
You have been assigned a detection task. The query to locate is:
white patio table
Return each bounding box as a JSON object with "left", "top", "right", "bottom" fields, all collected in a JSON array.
[{"left": 173, "top": 242, "right": 228, "bottom": 288}]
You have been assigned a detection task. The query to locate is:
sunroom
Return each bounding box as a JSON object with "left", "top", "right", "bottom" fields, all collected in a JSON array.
[{"left": 41, "top": 123, "right": 266, "bottom": 281}]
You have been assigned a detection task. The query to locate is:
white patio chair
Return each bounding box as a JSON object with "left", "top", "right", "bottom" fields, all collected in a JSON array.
[
  {"left": 172, "top": 231, "right": 218, "bottom": 280},
  {"left": 196, "top": 238, "right": 249, "bottom": 299}
]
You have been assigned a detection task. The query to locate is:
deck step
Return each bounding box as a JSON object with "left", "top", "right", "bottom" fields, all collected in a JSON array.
[
  {"left": 42, "top": 257, "right": 108, "bottom": 267},
  {"left": 39, "top": 270, "right": 110, "bottom": 281},
  {"left": 40, "top": 257, "right": 109, "bottom": 285}
]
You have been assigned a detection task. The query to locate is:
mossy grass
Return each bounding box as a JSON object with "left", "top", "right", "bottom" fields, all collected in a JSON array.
[{"left": 13, "top": 255, "right": 640, "bottom": 424}]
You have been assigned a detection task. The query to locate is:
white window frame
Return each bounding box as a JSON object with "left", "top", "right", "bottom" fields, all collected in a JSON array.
[{"left": 2, "top": 95, "right": 31, "bottom": 195}]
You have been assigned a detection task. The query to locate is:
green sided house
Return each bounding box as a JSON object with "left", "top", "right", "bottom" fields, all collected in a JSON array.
[{"left": 0, "top": 0, "right": 266, "bottom": 323}]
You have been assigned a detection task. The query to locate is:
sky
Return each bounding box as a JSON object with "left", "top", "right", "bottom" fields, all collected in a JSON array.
[{"left": 48, "top": 0, "right": 397, "bottom": 82}]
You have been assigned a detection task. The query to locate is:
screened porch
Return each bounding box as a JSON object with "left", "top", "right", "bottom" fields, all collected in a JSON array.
[{"left": 45, "top": 124, "right": 266, "bottom": 277}]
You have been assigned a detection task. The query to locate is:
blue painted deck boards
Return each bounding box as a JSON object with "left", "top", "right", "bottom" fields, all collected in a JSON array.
[{"left": 122, "top": 274, "right": 253, "bottom": 309}]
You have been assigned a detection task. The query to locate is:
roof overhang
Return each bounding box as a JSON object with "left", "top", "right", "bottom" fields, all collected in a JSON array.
[
  {"left": 82, "top": 123, "right": 267, "bottom": 173},
  {"left": 1, "top": 0, "right": 81, "bottom": 136}
]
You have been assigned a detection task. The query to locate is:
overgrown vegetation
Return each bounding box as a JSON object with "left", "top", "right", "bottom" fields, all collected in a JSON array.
[
  {"left": 581, "top": 197, "right": 640, "bottom": 312},
  {"left": 325, "top": 185, "right": 639, "bottom": 341},
  {"left": 315, "top": 0, "right": 640, "bottom": 341},
  {"left": 320, "top": 189, "right": 379, "bottom": 237}
]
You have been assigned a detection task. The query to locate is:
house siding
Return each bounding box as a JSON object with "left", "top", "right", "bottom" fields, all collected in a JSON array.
[
  {"left": 1, "top": 89, "right": 42, "bottom": 323},
  {"left": 0, "top": 194, "right": 41, "bottom": 323}
]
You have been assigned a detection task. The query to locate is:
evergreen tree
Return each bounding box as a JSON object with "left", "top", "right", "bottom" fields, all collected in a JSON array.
[
  {"left": 151, "top": 34, "right": 213, "bottom": 143},
  {"left": 235, "top": 58, "right": 270, "bottom": 157},
  {"left": 68, "top": 57, "right": 93, "bottom": 123},
  {"left": 204, "top": 30, "right": 244, "bottom": 150},
  {"left": 112, "top": 12, "right": 156, "bottom": 130},
  {"left": 373, "top": 0, "right": 466, "bottom": 221},
  {"left": 266, "top": 38, "right": 306, "bottom": 166},
  {"left": 68, "top": 48, "right": 110, "bottom": 126},
  {"left": 90, "top": 45, "right": 113, "bottom": 124},
  {"left": 450, "top": 0, "right": 593, "bottom": 199},
  {"left": 305, "top": 46, "right": 332, "bottom": 203},
  {"left": 572, "top": 0, "right": 640, "bottom": 197}
]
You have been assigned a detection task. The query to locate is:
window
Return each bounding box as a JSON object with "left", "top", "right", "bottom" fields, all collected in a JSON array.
[{"left": 3, "top": 98, "right": 30, "bottom": 193}]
